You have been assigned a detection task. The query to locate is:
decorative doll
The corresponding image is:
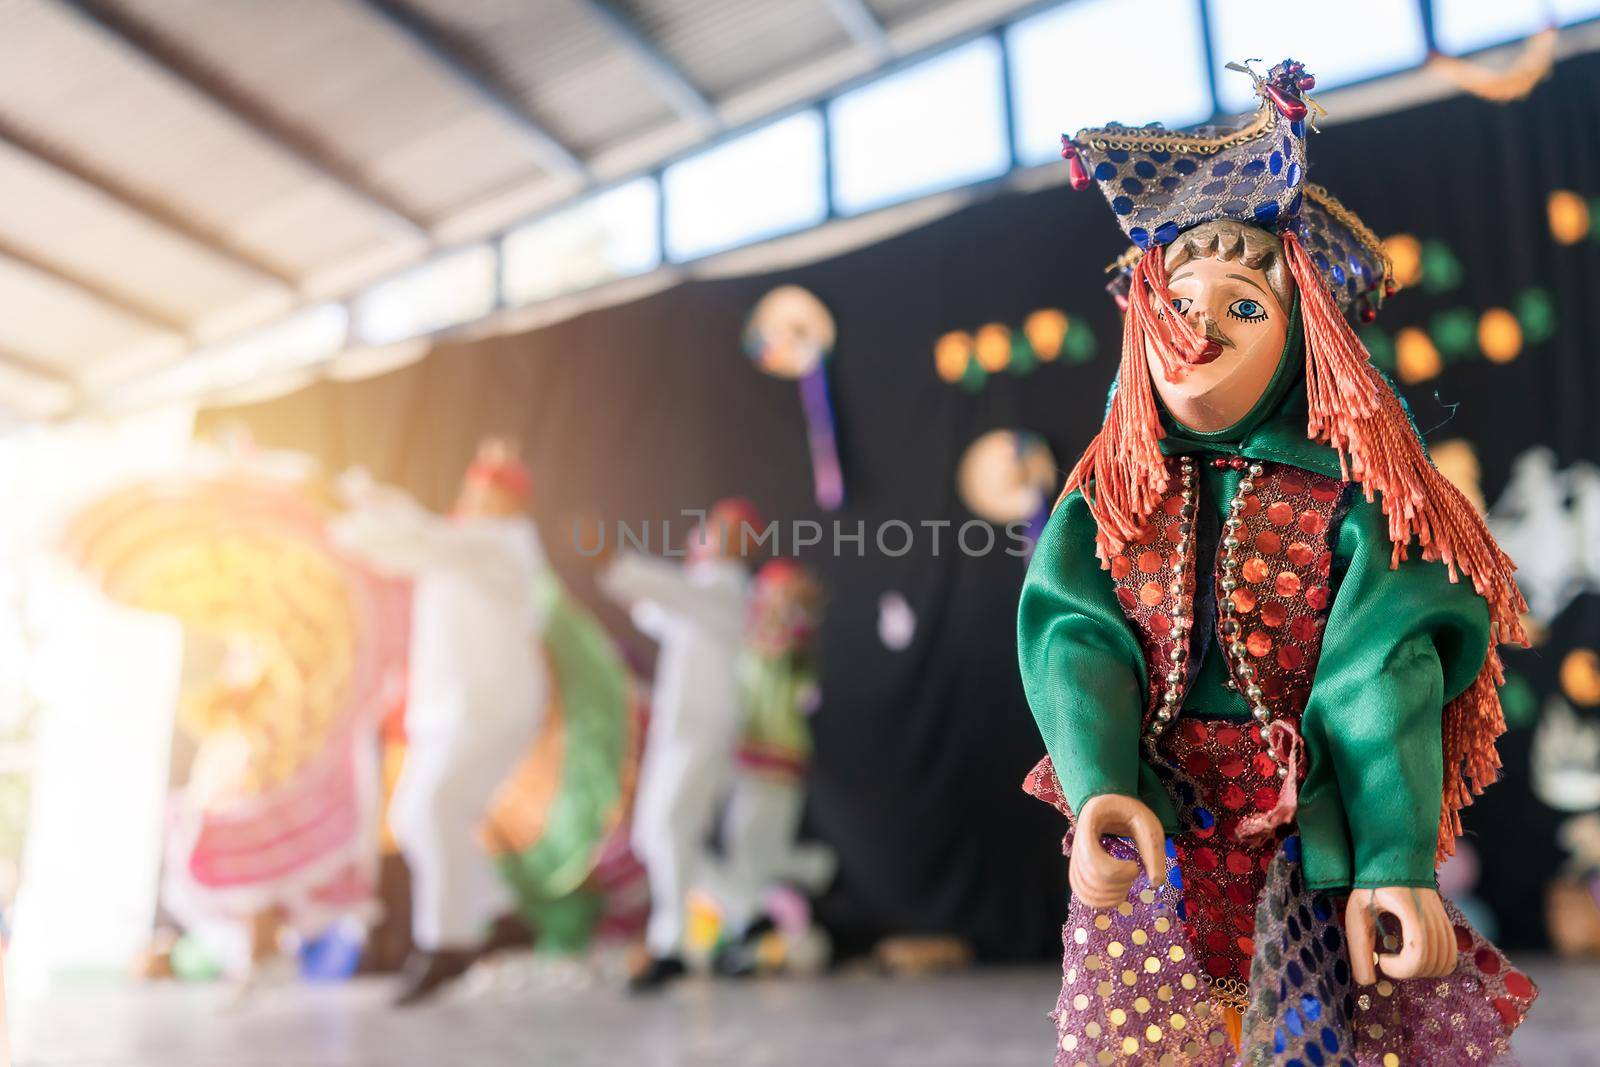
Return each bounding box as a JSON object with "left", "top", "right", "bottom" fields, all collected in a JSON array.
[
  {"left": 710, "top": 558, "right": 836, "bottom": 976},
  {"left": 1018, "top": 60, "right": 1537, "bottom": 1065},
  {"left": 599, "top": 498, "right": 762, "bottom": 991}
]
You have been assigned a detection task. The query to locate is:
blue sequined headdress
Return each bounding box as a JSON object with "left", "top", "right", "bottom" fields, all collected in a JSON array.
[{"left": 1065, "top": 59, "right": 1394, "bottom": 318}]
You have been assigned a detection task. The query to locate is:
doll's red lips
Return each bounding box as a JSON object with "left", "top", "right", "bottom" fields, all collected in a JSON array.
[{"left": 1185, "top": 340, "right": 1225, "bottom": 366}]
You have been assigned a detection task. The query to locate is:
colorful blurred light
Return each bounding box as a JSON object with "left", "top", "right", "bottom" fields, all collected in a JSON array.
[
  {"left": 1478, "top": 308, "right": 1523, "bottom": 363},
  {"left": 1024, "top": 309, "right": 1069, "bottom": 362},
  {"left": 1514, "top": 287, "right": 1558, "bottom": 345},
  {"left": 934, "top": 331, "right": 973, "bottom": 383},
  {"left": 1382, "top": 234, "right": 1423, "bottom": 288},
  {"left": 1547, "top": 190, "right": 1592, "bottom": 246},
  {"left": 974, "top": 323, "right": 1012, "bottom": 372},
  {"left": 1429, "top": 309, "right": 1478, "bottom": 359},
  {"left": 1560, "top": 648, "right": 1600, "bottom": 707},
  {"left": 1419, "top": 240, "right": 1465, "bottom": 294},
  {"left": 1395, "top": 327, "right": 1442, "bottom": 383}
]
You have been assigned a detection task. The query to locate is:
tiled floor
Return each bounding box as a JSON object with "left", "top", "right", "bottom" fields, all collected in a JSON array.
[{"left": 11, "top": 957, "right": 1599, "bottom": 1066}]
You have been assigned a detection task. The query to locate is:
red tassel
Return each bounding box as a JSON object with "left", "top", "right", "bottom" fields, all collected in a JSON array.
[
  {"left": 1281, "top": 230, "right": 1530, "bottom": 860},
  {"left": 1060, "top": 250, "right": 1204, "bottom": 562},
  {"left": 1235, "top": 721, "right": 1306, "bottom": 846}
]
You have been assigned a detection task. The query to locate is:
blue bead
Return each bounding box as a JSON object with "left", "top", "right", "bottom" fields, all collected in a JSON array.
[
  {"left": 1134, "top": 160, "right": 1157, "bottom": 178},
  {"left": 1350, "top": 256, "right": 1365, "bottom": 276},
  {"left": 1331, "top": 242, "right": 1348, "bottom": 263},
  {"left": 1270, "top": 151, "right": 1284, "bottom": 175},
  {"left": 1333, "top": 958, "right": 1350, "bottom": 984},
  {"left": 1307, "top": 1045, "right": 1326, "bottom": 1067},
  {"left": 1330, "top": 264, "right": 1346, "bottom": 284},
  {"left": 1255, "top": 201, "right": 1281, "bottom": 223},
  {"left": 1313, "top": 251, "right": 1330, "bottom": 272},
  {"left": 1286, "top": 162, "right": 1303, "bottom": 187},
  {"left": 1174, "top": 158, "right": 1198, "bottom": 175},
  {"left": 1285, "top": 1007, "right": 1305, "bottom": 1037},
  {"left": 1301, "top": 994, "right": 1322, "bottom": 1021},
  {"left": 1167, "top": 864, "right": 1184, "bottom": 889},
  {"left": 1346, "top": 277, "right": 1357, "bottom": 296},
  {"left": 1300, "top": 945, "right": 1317, "bottom": 971},
  {"left": 1107, "top": 148, "right": 1130, "bottom": 163},
  {"left": 1291, "top": 119, "right": 1306, "bottom": 138},
  {"left": 1321, "top": 926, "right": 1341, "bottom": 952},
  {"left": 1122, "top": 178, "right": 1144, "bottom": 194},
  {"left": 1165, "top": 837, "right": 1178, "bottom": 857},
  {"left": 1113, "top": 196, "right": 1134, "bottom": 215},
  {"left": 1283, "top": 135, "right": 1294, "bottom": 156},
  {"left": 1129, "top": 226, "right": 1150, "bottom": 248},
  {"left": 1150, "top": 150, "right": 1171, "bottom": 163},
  {"left": 1287, "top": 961, "right": 1304, "bottom": 986},
  {"left": 1288, "top": 916, "right": 1301, "bottom": 940},
  {"left": 1154, "top": 221, "right": 1180, "bottom": 244},
  {"left": 1195, "top": 807, "right": 1215, "bottom": 829},
  {"left": 1221, "top": 199, "right": 1247, "bottom": 214},
  {"left": 1287, "top": 1060, "right": 1305, "bottom": 1067},
  {"left": 1289, "top": 191, "right": 1303, "bottom": 215},
  {"left": 1321, "top": 1027, "right": 1341, "bottom": 1053},
  {"left": 1095, "top": 161, "right": 1117, "bottom": 180},
  {"left": 1161, "top": 176, "right": 1180, "bottom": 190},
  {"left": 1212, "top": 160, "right": 1235, "bottom": 177},
  {"left": 1311, "top": 894, "right": 1330, "bottom": 921},
  {"left": 1202, "top": 180, "right": 1226, "bottom": 196},
  {"left": 1192, "top": 198, "right": 1217, "bottom": 214},
  {"left": 1282, "top": 836, "right": 1301, "bottom": 863},
  {"left": 1242, "top": 159, "right": 1266, "bottom": 176},
  {"left": 1274, "top": 1028, "right": 1287, "bottom": 1055}
]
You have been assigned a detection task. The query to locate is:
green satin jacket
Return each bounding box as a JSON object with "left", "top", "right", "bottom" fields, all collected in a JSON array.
[{"left": 1017, "top": 311, "right": 1490, "bottom": 891}]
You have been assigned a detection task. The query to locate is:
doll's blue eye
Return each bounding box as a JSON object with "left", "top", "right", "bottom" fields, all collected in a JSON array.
[
  {"left": 1228, "top": 298, "right": 1267, "bottom": 322},
  {"left": 1171, "top": 297, "right": 1192, "bottom": 315}
]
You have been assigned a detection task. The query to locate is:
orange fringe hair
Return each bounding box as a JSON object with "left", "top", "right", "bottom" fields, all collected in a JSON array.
[{"left": 1062, "top": 233, "right": 1529, "bottom": 863}]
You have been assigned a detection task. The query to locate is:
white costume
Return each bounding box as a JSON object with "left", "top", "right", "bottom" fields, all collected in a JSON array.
[
  {"left": 600, "top": 552, "right": 749, "bottom": 957},
  {"left": 332, "top": 487, "right": 548, "bottom": 950}
]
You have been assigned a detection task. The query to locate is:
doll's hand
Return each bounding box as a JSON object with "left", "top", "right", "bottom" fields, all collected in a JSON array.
[
  {"left": 1344, "top": 886, "right": 1456, "bottom": 985},
  {"left": 1070, "top": 794, "right": 1167, "bottom": 909}
]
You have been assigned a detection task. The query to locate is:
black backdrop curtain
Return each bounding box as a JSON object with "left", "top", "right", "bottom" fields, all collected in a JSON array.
[{"left": 203, "top": 52, "right": 1600, "bottom": 957}]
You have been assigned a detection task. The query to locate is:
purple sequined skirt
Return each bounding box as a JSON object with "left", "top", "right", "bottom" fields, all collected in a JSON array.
[{"left": 1051, "top": 836, "right": 1536, "bottom": 1066}]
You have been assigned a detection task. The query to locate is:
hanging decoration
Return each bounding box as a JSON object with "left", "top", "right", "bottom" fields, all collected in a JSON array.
[
  {"left": 744, "top": 285, "right": 844, "bottom": 510},
  {"left": 956, "top": 429, "right": 1058, "bottom": 548},
  {"left": 1427, "top": 26, "right": 1559, "bottom": 103},
  {"left": 934, "top": 308, "right": 1096, "bottom": 393}
]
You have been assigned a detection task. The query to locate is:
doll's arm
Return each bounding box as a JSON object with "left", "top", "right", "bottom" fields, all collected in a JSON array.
[
  {"left": 1299, "top": 496, "right": 1492, "bottom": 890},
  {"left": 1017, "top": 491, "right": 1177, "bottom": 828}
]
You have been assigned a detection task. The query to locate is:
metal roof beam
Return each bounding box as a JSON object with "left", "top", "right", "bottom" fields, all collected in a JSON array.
[
  {"left": 0, "top": 236, "right": 190, "bottom": 338},
  {"left": 574, "top": 0, "right": 719, "bottom": 127},
  {"left": 360, "top": 0, "right": 589, "bottom": 180},
  {"left": 822, "top": 0, "right": 894, "bottom": 61},
  {"left": 60, "top": 0, "right": 432, "bottom": 243},
  {"left": 0, "top": 123, "right": 298, "bottom": 289}
]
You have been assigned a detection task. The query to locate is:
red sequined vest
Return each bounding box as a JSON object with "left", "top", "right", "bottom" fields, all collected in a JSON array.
[{"left": 1024, "top": 457, "right": 1346, "bottom": 816}]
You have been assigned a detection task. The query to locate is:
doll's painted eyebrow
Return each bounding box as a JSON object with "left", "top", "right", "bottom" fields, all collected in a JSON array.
[{"left": 1225, "top": 273, "right": 1270, "bottom": 297}]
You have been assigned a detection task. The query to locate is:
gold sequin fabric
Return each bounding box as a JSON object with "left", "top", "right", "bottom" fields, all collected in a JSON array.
[{"left": 1052, "top": 840, "right": 1235, "bottom": 1067}]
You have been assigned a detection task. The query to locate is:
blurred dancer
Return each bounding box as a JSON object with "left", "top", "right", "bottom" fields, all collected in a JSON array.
[
  {"left": 333, "top": 439, "right": 548, "bottom": 1006},
  {"left": 600, "top": 499, "right": 760, "bottom": 991},
  {"left": 712, "top": 560, "right": 835, "bottom": 977}
]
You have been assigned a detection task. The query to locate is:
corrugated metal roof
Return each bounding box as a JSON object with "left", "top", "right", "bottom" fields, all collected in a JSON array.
[{"left": 0, "top": 0, "right": 1037, "bottom": 421}]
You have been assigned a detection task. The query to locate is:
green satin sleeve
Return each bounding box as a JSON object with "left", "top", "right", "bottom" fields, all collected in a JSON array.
[
  {"left": 1017, "top": 490, "right": 1179, "bottom": 830},
  {"left": 1297, "top": 492, "right": 1491, "bottom": 891}
]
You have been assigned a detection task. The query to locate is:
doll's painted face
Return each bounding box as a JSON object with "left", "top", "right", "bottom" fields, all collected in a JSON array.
[{"left": 1147, "top": 254, "right": 1290, "bottom": 433}]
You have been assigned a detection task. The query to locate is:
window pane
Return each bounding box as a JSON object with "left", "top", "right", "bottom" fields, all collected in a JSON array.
[
  {"left": 1555, "top": 0, "right": 1600, "bottom": 24},
  {"left": 662, "top": 111, "right": 827, "bottom": 262},
  {"left": 355, "top": 245, "right": 498, "bottom": 346},
  {"left": 1009, "top": 0, "right": 1211, "bottom": 167},
  {"left": 502, "top": 179, "right": 660, "bottom": 306},
  {"left": 1433, "top": 0, "right": 1549, "bottom": 54},
  {"left": 830, "top": 38, "right": 1010, "bottom": 216},
  {"left": 1209, "top": 0, "right": 1427, "bottom": 112}
]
